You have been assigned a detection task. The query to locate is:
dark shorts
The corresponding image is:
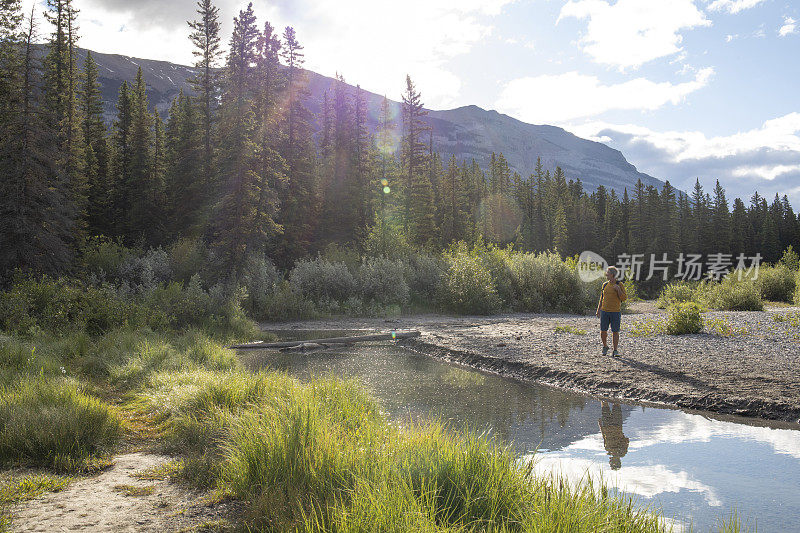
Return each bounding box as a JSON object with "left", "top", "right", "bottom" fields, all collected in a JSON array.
[{"left": 600, "top": 311, "right": 621, "bottom": 333}]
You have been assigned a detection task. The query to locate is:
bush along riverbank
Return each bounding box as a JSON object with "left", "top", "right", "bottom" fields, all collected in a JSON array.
[{"left": 0, "top": 279, "right": 749, "bottom": 531}]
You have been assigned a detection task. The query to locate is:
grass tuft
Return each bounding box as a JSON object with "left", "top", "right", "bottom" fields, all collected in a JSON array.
[{"left": 0, "top": 379, "right": 121, "bottom": 472}]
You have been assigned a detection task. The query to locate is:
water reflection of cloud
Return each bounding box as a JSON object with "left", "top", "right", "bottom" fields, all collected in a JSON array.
[
  {"left": 562, "top": 410, "right": 800, "bottom": 460},
  {"left": 628, "top": 412, "right": 800, "bottom": 460},
  {"left": 526, "top": 453, "right": 723, "bottom": 507}
]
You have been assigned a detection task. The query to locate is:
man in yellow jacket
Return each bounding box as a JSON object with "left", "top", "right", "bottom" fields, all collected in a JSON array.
[{"left": 595, "top": 266, "right": 627, "bottom": 357}]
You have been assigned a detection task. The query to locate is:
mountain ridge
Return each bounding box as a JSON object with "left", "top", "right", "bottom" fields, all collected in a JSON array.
[{"left": 72, "top": 46, "right": 665, "bottom": 195}]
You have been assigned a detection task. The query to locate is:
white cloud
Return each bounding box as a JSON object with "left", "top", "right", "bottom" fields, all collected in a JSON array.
[
  {"left": 266, "top": 0, "right": 517, "bottom": 108},
  {"left": 566, "top": 113, "right": 800, "bottom": 204},
  {"left": 495, "top": 68, "right": 713, "bottom": 123},
  {"left": 779, "top": 16, "right": 797, "bottom": 37},
  {"left": 528, "top": 453, "right": 722, "bottom": 506},
  {"left": 22, "top": 0, "right": 513, "bottom": 109},
  {"left": 558, "top": 0, "right": 711, "bottom": 70},
  {"left": 707, "top": 0, "right": 767, "bottom": 14}
]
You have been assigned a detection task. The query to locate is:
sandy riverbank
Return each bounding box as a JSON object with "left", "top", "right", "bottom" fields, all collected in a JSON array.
[{"left": 263, "top": 303, "right": 800, "bottom": 425}]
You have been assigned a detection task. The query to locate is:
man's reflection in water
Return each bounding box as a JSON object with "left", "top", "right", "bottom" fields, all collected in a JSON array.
[{"left": 598, "top": 401, "right": 629, "bottom": 470}]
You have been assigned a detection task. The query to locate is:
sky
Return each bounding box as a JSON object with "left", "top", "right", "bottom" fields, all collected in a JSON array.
[{"left": 22, "top": 0, "right": 800, "bottom": 205}]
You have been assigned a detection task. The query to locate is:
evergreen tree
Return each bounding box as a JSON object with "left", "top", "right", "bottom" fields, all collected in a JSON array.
[
  {"left": 690, "top": 179, "right": 709, "bottom": 254},
  {"left": 212, "top": 4, "right": 280, "bottom": 275},
  {"left": 274, "top": 25, "right": 316, "bottom": 266},
  {"left": 761, "top": 208, "right": 781, "bottom": 262},
  {"left": 164, "top": 90, "right": 203, "bottom": 237},
  {"left": 110, "top": 81, "right": 132, "bottom": 238},
  {"left": 253, "top": 19, "right": 286, "bottom": 248},
  {"left": 43, "top": 0, "right": 84, "bottom": 241},
  {"left": 400, "top": 75, "right": 431, "bottom": 240},
  {"left": 81, "top": 50, "right": 110, "bottom": 237},
  {"left": 711, "top": 179, "right": 730, "bottom": 254},
  {"left": 352, "top": 85, "right": 375, "bottom": 246},
  {"left": 375, "top": 95, "right": 399, "bottom": 235},
  {"left": 659, "top": 181, "right": 678, "bottom": 256},
  {"left": 126, "top": 67, "right": 160, "bottom": 244},
  {"left": 730, "top": 198, "right": 750, "bottom": 256},
  {"left": 188, "top": 0, "right": 223, "bottom": 202},
  {"left": 628, "top": 179, "right": 647, "bottom": 253},
  {"left": 439, "top": 154, "right": 468, "bottom": 244},
  {"left": 0, "top": 7, "right": 73, "bottom": 275}
]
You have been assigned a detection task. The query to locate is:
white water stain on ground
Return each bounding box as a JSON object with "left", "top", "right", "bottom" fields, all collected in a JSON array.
[{"left": 9, "top": 453, "right": 240, "bottom": 532}]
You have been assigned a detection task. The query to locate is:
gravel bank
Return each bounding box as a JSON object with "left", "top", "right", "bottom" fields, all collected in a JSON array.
[{"left": 262, "top": 304, "right": 800, "bottom": 425}]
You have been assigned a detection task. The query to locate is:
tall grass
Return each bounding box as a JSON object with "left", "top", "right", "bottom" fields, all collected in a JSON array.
[
  {"left": 128, "top": 364, "right": 679, "bottom": 532},
  {"left": 0, "top": 379, "right": 121, "bottom": 472}
]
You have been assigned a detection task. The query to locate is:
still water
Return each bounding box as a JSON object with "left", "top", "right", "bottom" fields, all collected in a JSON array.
[{"left": 242, "top": 333, "right": 800, "bottom": 532}]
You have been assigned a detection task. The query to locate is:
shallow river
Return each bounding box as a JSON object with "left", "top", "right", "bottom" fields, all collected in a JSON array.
[{"left": 242, "top": 332, "right": 800, "bottom": 532}]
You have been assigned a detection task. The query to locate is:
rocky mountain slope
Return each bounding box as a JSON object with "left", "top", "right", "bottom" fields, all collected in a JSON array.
[{"left": 74, "top": 47, "right": 664, "bottom": 194}]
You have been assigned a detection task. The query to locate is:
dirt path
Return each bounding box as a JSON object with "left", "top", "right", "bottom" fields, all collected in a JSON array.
[
  {"left": 262, "top": 305, "right": 800, "bottom": 425},
  {"left": 9, "top": 453, "right": 240, "bottom": 532}
]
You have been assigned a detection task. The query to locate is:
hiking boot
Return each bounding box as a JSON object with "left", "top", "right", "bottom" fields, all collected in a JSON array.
[
  {"left": 612, "top": 349, "right": 620, "bottom": 357},
  {"left": 602, "top": 346, "right": 609, "bottom": 356}
]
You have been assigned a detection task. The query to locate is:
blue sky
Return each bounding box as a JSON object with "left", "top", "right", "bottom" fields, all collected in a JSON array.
[{"left": 23, "top": 0, "right": 800, "bottom": 205}]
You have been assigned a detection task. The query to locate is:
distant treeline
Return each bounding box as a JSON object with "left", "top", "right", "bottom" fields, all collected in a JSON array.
[{"left": 1, "top": 0, "right": 798, "bottom": 284}]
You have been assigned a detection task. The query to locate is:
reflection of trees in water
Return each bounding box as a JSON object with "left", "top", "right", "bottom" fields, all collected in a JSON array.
[{"left": 244, "top": 345, "right": 634, "bottom": 454}]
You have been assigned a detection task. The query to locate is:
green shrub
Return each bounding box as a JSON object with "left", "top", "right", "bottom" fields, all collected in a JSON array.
[
  {"left": 481, "top": 246, "right": 516, "bottom": 305},
  {"left": 82, "top": 236, "right": 131, "bottom": 279},
  {"left": 290, "top": 257, "right": 357, "bottom": 303},
  {"left": 440, "top": 245, "right": 501, "bottom": 314},
  {"left": 263, "top": 281, "right": 317, "bottom": 321},
  {"left": 241, "top": 256, "right": 282, "bottom": 318},
  {"left": 795, "top": 271, "right": 800, "bottom": 305},
  {"left": 404, "top": 253, "right": 444, "bottom": 303},
  {"left": 0, "top": 379, "right": 121, "bottom": 471},
  {"left": 168, "top": 237, "right": 208, "bottom": 284},
  {"left": 701, "top": 277, "right": 764, "bottom": 311},
  {"left": 779, "top": 245, "right": 800, "bottom": 271},
  {"left": 511, "top": 251, "right": 585, "bottom": 313},
  {"left": 364, "top": 219, "right": 415, "bottom": 260},
  {"left": 656, "top": 281, "right": 697, "bottom": 309},
  {"left": 358, "top": 257, "right": 410, "bottom": 305},
  {"left": 117, "top": 247, "right": 172, "bottom": 293},
  {"left": 757, "top": 265, "right": 796, "bottom": 302},
  {"left": 666, "top": 302, "right": 703, "bottom": 335},
  {"left": 0, "top": 277, "right": 136, "bottom": 335}
]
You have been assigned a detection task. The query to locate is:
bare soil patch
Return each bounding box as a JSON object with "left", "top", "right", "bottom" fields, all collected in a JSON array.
[{"left": 8, "top": 453, "right": 241, "bottom": 532}]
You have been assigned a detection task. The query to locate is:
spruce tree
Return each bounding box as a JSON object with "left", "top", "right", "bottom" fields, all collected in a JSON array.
[
  {"left": 212, "top": 4, "right": 279, "bottom": 276},
  {"left": 730, "top": 198, "right": 750, "bottom": 256},
  {"left": 711, "top": 180, "right": 731, "bottom": 254},
  {"left": 253, "top": 20, "right": 285, "bottom": 259},
  {"left": 43, "top": 0, "right": 84, "bottom": 242},
  {"left": 274, "top": 25, "right": 316, "bottom": 266},
  {"left": 110, "top": 81, "right": 132, "bottom": 238},
  {"left": 401, "top": 75, "right": 435, "bottom": 245},
  {"left": 126, "top": 67, "right": 158, "bottom": 244},
  {"left": 164, "top": 90, "right": 202, "bottom": 237},
  {"left": 81, "top": 50, "right": 111, "bottom": 237},
  {"left": 188, "top": 0, "right": 223, "bottom": 202},
  {"left": 0, "top": 7, "right": 73, "bottom": 275}
]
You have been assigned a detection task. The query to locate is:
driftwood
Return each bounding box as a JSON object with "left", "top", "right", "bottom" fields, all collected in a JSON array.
[{"left": 230, "top": 331, "right": 421, "bottom": 350}]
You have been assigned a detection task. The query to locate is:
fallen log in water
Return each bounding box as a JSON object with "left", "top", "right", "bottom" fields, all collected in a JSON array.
[{"left": 230, "top": 331, "right": 421, "bottom": 350}]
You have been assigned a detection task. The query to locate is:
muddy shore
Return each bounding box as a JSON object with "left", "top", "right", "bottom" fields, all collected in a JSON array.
[{"left": 262, "top": 303, "right": 800, "bottom": 425}]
